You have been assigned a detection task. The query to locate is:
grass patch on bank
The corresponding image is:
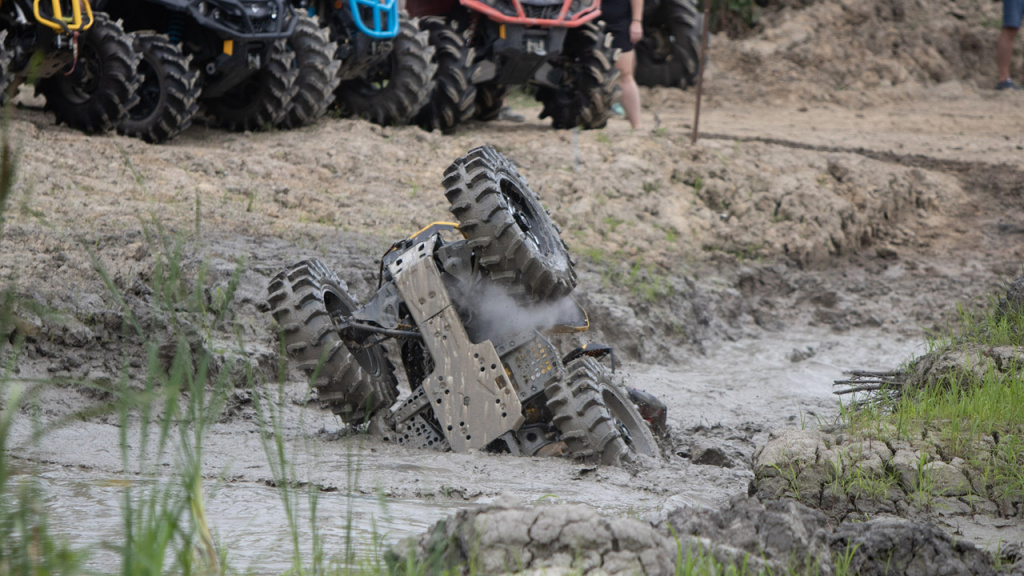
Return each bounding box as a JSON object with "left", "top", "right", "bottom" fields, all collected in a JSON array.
[{"left": 839, "top": 285, "right": 1024, "bottom": 506}]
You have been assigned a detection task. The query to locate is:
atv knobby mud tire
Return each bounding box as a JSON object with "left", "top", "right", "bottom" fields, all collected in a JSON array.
[
  {"left": 545, "top": 357, "right": 658, "bottom": 466},
  {"left": 443, "top": 145, "right": 576, "bottom": 301},
  {"left": 267, "top": 259, "right": 399, "bottom": 425},
  {"left": 635, "top": 0, "right": 702, "bottom": 89},
  {"left": 118, "top": 33, "right": 200, "bottom": 143},
  {"left": 278, "top": 14, "right": 341, "bottom": 129},
  {"left": 536, "top": 22, "right": 619, "bottom": 130},
  {"left": 334, "top": 18, "right": 435, "bottom": 126},
  {"left": 0, "top": 31, "right": 14, "bottom": 102},
  {"left": 204, "top": 40, "right": 298, "bottom": 132},
  {"left": 473, "top": 81, "right": 507, "bottom": 121},
  {"left": 414, "top": 16, "right": 476, "bottom": 134},
  {"left": 38, "top": 14, "right": 140, "bottom": 135}
]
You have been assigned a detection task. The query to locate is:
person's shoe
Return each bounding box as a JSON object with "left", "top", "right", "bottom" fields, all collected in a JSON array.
[
  {"left": 611, "top": 102, "right": 626, "bottom": 116},
  {"left": 995, "top": 79, "right": 1022, "bottom": 90},
  {"left": 497, "top": 106, "right": 525, "bottom": 122}
]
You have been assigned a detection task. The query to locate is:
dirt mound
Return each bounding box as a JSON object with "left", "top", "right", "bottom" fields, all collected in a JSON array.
[
  {"left": 390, "top": 499, "right": 1003, "bottom": 575},
  {"left": 708, "top": 0, "right": 1004, "bottom": 104}
]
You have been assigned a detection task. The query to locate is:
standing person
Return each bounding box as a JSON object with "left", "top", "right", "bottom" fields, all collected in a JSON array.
[
  {"left": 997, "top": 0, "right": 1024, "bottom": 89},
  {"left": 601, "top": 0, "right": 644, "bottom": 128}
]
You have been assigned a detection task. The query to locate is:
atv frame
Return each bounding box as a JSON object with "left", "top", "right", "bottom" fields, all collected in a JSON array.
[
  {"left": 407, "top": 0, "right": 620, "bottom": 130},
  {"left": 267, "top": 146, "right": 666, "bottom": 466},
  {"left": 0, "top": 0, "right": 140, "bottom": 134}
]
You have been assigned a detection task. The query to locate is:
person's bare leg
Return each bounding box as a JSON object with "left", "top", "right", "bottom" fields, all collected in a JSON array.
[
  {"left": 616, "top": 50, "right": 641, "bottom": 129},
  {"left": 997, "top": 27, "right": 1018, "bottom": 82}
]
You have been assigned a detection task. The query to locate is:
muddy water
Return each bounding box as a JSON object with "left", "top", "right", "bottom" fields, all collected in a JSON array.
[
  {"left": 17, "top": 327, "right": 922, "bottom": 573},
  {"left": 25, "top": 464, "right": 456, "bottom": 574}
]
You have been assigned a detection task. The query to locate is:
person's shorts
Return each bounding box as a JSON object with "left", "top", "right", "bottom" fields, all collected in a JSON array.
[
  {"left": 1005, "top": 0, "right": 1024, "bottom": 29},
  {"left": 601, "top": 0, "right": 634, "bottom": 53}
]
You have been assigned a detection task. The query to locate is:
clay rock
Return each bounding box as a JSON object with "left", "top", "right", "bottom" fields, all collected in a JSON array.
[
  {"left": 388, "top": 504, "right": 678, "bottom": 576},
  {"left": 661, "top": 496, "right": 833, "bottom": 576},
  {"left": 920, "top": 461, "right": 970, "bottom": 497},
  {"left": 752, "top": 429, "right": 833, "bottom": 501},
  {"left": 830, "top": 518, "right": 995, "bottom": 576},
  {"left": 906, "top": 346, "right": 997, "bottom": 391},
  {"left": 998, "top": 275, "right": 1024, "bottom": 316},
  {"left": 890, "top": 448, "right": 926, "bottom": 492}
]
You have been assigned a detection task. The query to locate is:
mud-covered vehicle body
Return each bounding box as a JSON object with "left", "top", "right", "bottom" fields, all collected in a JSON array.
[
  {"left": 96, "top": 0, "right": 335, "bottom": 139},
  {"left": 292, "top": 0, "right": 436, "bottom": 127},
  {"left": 267, "top": 146, "right": 665, "bottom": 465},
  {"left": 0, "top": 0, "right": 140, "bottom": 134},
  {"left": 406, "top": 0, "right": 620, "bottom": 131}
]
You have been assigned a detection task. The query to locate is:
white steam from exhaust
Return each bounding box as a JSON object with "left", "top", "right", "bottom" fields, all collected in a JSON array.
[{"left": 468, "top": 282, "right": 580, "bottom": 342}]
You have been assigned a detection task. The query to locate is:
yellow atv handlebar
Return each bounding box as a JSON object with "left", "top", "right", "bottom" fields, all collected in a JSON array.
[{"left": 32, "top": 0, "right": 94, "bottom": 33}]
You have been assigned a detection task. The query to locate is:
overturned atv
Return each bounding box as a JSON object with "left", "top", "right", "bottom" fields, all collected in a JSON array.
[{"left": 267, "top": 146, "right": 665, "bottom": 466}]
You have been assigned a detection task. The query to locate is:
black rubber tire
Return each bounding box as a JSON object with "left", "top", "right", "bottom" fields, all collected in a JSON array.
[
  {"left": 334, "top": 18, "right": 436, "bottom": 126},
  {"left": 442, "top": 145, "right": 576, "bottom": 301},
  {"left": 536, "top": 22, "right": 620, "bottom": 130},
  {"left": 266, "top": 259, "right": 399, "bottom": 425},
  {"left": 204, "top": 39, "right": 298, "bottom": 132},
  {"left": 278, "top": 14, "right": 341, "bottom": 129},
  {"left": 545, "top": 357, "right": 658, "bottom": 466},
  {"left": 414, "top": 16, "right": 476, "bottom": 134},
  {"left": 635, "top": 0, "right": 702, "bottom": 89},
  {"left": 473, "top": 81, "right": 507, "bottom": 121},
  {"left": 118, "top": 33, "right": 200, "bottom": 143},
  {"left": 0, "top": 31, "right": 14, "bottom": 102},
  {"left": 37, "top": 13, "right": 140, "bottom": 135}
]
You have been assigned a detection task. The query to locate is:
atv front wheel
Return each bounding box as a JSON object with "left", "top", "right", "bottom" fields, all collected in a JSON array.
[
  {"left": 266, "top": 259, "right": 399, "bottom": 425},
  {"left": 334, "top": 18, "right": 436, "bottom": 126},
  {"left": 535, "top": 22, "right": 620, "bottom": 130},
  {"left": 38, "top": 13, "right": 140, "bottom": 134},
  {"left": 443, "top": 145, "right": 576, "bottom": 301},
  {"left": 278, "top": 14, "right": 342, "bottom": 129},
  {"left": 545, "top": 357, "right": 659, "bottom": 466},
  {"left": 118, "top": 33, "right": 200, "bottom": 143},
  {"left": 0, "top": 31, "right": 14, "bottom": 102},
  {"left": 414, "top": 16, "right": 476, "bottom": 134},
  {"left": 635, "top": 0, "right": 702, "bottom": 88},
  {"left": 204, "top": 40, "right": 298, "bottom": 132}
]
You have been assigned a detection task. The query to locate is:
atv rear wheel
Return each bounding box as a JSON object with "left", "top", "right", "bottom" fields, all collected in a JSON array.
[
  {"left": 536, "top": 22, "right": 619, "bottom": 130},
  {"left": 278, "top": 14, "right": 342, "bottom": 129},
  {"left": 545, "top": 357, "right": 659, "bottom": 466},
  {"left": 267, "top": 259, "right": 399, "bottom": 425},
  {"left": 473, "top": 81, "right": 507, "bottom": 121},
  {"left": 38, "top": 13, "right": 140, "bottom": 135},
  {"left": 0, "top": 31, "right": 14, "bottom": 102},
  {"left": 443, "top": 145, "right": 576, "bottom": 301},
  {"left": 414, "top": 16, "right": 475, "bottom": 134},
  {"left": 635, "top": 0, "right": 702, "bottom": 88},
  {"left": 118, "top": 33, "right": 200, "bottom": 143},
  {"left": 334, "top": 18, "right": 435, "bottom": 126},
  {"left": 204, "top": 40, "right": 298, "bottom": 132}
]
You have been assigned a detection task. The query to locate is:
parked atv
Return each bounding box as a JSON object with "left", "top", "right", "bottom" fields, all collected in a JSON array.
[
  {"left": 0, "top": 0, "right": 140, "bottom": 134},
  {"left": 96, "top": 0, "right": 338, "bottom": 141},
  {"left": 406, "top": 0, "right": 620, "bottom": 131},
  {"left": 266, "top": 146, "right": 665, "bottom": 466},
  {"left": 634, "top": 0, "right": 701, "bottom": 89},
  {"left": 293, "top": 0, "right": 435, "bottom": 127}
]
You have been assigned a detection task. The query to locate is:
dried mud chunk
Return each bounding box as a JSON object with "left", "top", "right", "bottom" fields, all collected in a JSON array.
[{"left": 830, "top": 518, "right": 996, "bottom": 576}]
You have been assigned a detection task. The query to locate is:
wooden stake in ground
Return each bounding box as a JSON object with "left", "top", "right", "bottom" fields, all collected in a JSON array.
[{"left": 691, "top": 4, "right": 711, "bottom": 145}]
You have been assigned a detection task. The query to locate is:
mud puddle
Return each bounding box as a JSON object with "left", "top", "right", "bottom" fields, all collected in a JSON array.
[
  {"left": 11, "top": 327, "right": 927, "bottom": 572},
  {"left": 20, "top": 463, "right": 458, "bottom": 574}
]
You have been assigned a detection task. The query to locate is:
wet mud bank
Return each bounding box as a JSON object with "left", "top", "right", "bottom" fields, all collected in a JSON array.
[{"left": 392, "top": 498, "right": 1006, "bottom": 576}]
